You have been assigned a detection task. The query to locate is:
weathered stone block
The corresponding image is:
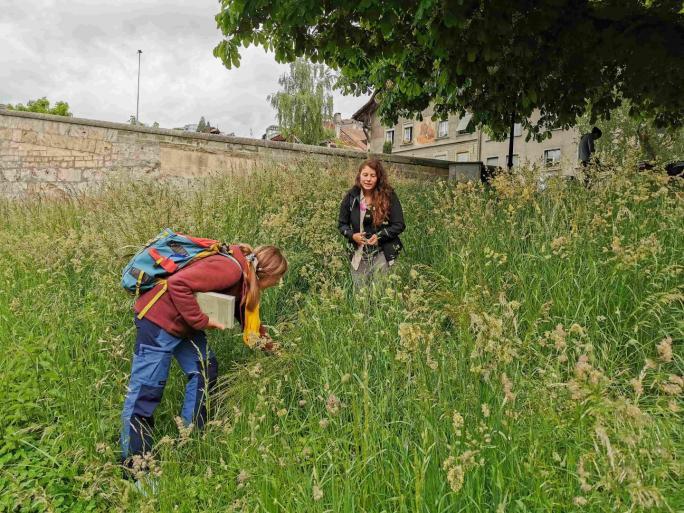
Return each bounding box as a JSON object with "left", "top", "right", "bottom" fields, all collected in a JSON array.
[{"left": 57, "top": 168, "right": 82, "bottom": 181}]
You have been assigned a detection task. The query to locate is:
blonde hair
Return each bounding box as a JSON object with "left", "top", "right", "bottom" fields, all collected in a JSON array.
[{"left": 237, "top": 244, "right": 288, "bottom": 310}]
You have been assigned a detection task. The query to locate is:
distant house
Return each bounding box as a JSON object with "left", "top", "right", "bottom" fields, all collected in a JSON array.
[
  {"left": 262, "top": 125, "right": 282, "bottom": 140},
  {"left": 261, "top": 115, "right": 368, "bottom": 150},
  {"left": 321, "top": 113, "right": 368, "bottom": 151},
  {"left": 352, "top": 94, "right": 579, "bottom": 172}
]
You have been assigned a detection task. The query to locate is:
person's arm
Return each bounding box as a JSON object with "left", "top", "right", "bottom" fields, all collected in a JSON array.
[
  {"left": 337, "top": 193, "right": 354, "bottom": 242},
  {"left": 167, "top": 257, "right": 241, "bottom": 331},
  {"left": 377, "top": 191, "right": 405, "bottom": 243}
]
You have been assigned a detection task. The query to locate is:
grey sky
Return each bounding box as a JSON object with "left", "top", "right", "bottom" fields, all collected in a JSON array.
[{"left": 0, "top": 0, "right": 369, "bottom": 137}]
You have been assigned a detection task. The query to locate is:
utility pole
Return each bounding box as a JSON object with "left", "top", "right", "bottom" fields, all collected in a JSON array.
[{"left": 136, "top": 49, "right": 143, "bottom": 124}]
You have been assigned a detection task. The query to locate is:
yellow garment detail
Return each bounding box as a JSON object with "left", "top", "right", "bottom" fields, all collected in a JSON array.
[{"left": 243, "top": 303, "right": 261, "bottom": 348}]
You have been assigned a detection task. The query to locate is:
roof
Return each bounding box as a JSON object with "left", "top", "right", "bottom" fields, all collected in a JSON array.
[
  {"left": 337, "top": 125, "right": 367, "bottom": 151},
  {"left": 351, "top": 91, "right": 378, "bottom": 122}
]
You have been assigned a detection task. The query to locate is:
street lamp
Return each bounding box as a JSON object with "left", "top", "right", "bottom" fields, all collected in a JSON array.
[{"left": 136, "top": 49, "right": 142, "bottom": 124}]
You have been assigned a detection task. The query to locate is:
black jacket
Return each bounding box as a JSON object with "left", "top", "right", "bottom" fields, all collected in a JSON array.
[{"left": 338, "top": 186, "right": 406, "bottom": 262}]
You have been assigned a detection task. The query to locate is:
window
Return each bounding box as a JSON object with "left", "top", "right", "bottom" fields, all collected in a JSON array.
[
  {"left": 456, "top": 152, "right": 470, "bottom": 162},
  {"left": 544, "top": 148, "right": 561, "bottom": 166},
  {"left": 506, "top": 154, "right": 520, "bottom": 167},
  {"left": 433, "top": 153, "right": 448, "bottom": 160},
  {"left": 486, "top": 156, "right": 499, "bottom": 167},
  {"left": 514, "top": 123, "right": 522, "bottom": 137},
  {"left": 384, "top": 129, "right": 394, "bottom": 145},
  {"left": 437, "top": 120, "right": 449, "bottom": 138},
  {"left": 456, "top": 113, "right": 474, "bottom": 134},
  {"left": 403, "top": 125, "right": 413, "bottom": 143}
]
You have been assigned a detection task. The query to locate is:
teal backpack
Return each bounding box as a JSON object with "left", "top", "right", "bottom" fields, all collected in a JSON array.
[{"left": 121, "top": 228, "right": 230, "bottom": 319}]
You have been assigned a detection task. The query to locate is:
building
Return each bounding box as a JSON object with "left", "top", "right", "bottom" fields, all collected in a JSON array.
[
  {"left": 262, "top": 114, "right": 368, "bottom": 150},
  {"left": 352, "top": 95, "right": 579, "bottom": 173},
  {"left": 321, "top": 113, "right": 368, "bottom": 151}
]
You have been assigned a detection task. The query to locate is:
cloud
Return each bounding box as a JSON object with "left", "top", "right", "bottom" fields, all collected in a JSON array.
[{"left": 0, "top": 0, "right": 369, "bottom": 136}]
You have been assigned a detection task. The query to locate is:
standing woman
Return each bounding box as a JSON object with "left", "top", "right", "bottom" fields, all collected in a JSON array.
[{"left": 338, "top": 158, "right": 405, "bottom": 287}]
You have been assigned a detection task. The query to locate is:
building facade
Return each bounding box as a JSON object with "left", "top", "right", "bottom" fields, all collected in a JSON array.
[{"left": 353, "top": 96, "right": 580, "bottom": 174}]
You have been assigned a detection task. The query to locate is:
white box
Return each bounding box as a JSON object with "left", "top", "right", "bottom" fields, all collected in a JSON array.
[{"left": 194, "top": 292, "right": 235, "bottom": 329}]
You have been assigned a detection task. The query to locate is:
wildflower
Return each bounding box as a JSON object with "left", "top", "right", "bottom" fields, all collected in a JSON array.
[
  {"left": 549, "top": 324, "right": 567, "bottom": 351},
  {"left": 175, "top": 416, "right": 194, "bottom": 442},
  {"left": 481, "top": 403, "right": 490, "bottom": 418},
  {"left": 446, "top": 465, "right": 465, "bottom": 493},
  {"left": 577, "top": 457, "right": 592, "bottom": 493},
  {"left": 319, "top": 418, "right": 329, "bottom": 429},
  {"left": 341, "top": 373, "right": 351, "bottom": 384},
  {"left": 249, "top": 362, "right": 263, "bottom": 377},
  {"left": 299, "top": 399, "right": 307, "bottom": 407},
  {"left": 668, "top": 400, "right": 680, "bottom": 413},
  {"left": 312, "top": 485, "right": 324, "bottom": 501},
  {"left": 500, "top": 373, "right": 516, "bottom": 404},
  {"left": 630, "top": 378, "right": 643, "bottom": 396},
  {"left": 657, "top": 337, "right": 673, "bottom": 363},
  {"left": 276, "top": 408, "right": 287, "bottom": 418},
  {"left": 409, "top": 268, "right": 419, "bottom": 280},
  {"left": 661, "top": 376, "right": 682, "bottom": 396},
  {"left": 452, "top": 411, "right": 464, "bottom": 435},
  {"left": 573, "top": 496, "right": 588, "bottom": 506},
  {"left": 236, "top": 470, "right": 250, "bottom": 485},
  {"left": 326, "top": 394, "right": 341, "bottom": 415},
  {"left": 569, "top": 323, "right": 585, "bottom": 336},
  {"left": 95, "top": 442, "right": 108, "bottom": 454}
]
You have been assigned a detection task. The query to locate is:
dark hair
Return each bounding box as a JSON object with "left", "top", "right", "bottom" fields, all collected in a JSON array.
[
  {"left": 354, "top": 158, "right": 393, "bottom": 227},
  {"left": 592, "top": 126, "right": 602, "bottom": 137}
]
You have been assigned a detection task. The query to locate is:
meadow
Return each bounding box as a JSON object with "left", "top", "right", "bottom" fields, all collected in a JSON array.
[{"left": 1, "top": 158, "right": 682, "bottom": 512}]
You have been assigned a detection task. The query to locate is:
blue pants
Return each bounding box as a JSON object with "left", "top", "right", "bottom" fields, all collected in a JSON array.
[{"left": 120, "top": 317, "right": 218, "bottom": 460}]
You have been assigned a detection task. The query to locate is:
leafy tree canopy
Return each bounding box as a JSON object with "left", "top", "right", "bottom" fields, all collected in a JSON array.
[
  {"left": 267, "top": 58, "right": 335, "bottom": 145},
  {"left": 578, "top": 100, "right": 684, "bottom": 164},
  {"left": 7, "top": 97, "right": 72, "bottom": 117},
  {"left": 214, "top": 1, "right": 684, "bottom": 140}
]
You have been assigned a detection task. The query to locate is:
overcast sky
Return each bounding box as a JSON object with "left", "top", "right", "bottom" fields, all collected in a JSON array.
[{"left": 0, "top": 0, "right": 369, "bottom": 137}]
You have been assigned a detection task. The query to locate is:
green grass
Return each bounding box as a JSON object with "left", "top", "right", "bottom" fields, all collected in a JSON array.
[{"left": 0, "top": 159, "right": 682, "bottom": 512}]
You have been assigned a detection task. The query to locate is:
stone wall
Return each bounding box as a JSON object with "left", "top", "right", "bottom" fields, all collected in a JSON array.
[{"left": 0, "top": 110, "right": 469, "bottom": 198}]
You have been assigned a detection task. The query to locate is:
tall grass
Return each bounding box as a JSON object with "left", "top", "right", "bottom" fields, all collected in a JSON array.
[{"left": 0, "top": 159, "right": 682, "bottom": 512}]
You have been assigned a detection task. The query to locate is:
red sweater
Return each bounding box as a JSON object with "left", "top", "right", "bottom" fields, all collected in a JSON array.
[{"left": 134, "top": 247, "right": 248, "bottom": 337}]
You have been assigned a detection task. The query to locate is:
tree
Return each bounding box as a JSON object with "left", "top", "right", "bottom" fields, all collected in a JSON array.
[
  {"left": 578, "top": 100, "right": 684, "bottom": 164},
  {"left": 266, "top": 58, "right": 336, "bottom": 145},
  {"left": 197, "top": 117, "right": 207, "bottom": 132},
  {"left": 214, "top": 1, "right": 684, "bottom": 141},
  {"left": 7, "top": 97, "right": 72, "bottom": 116}
]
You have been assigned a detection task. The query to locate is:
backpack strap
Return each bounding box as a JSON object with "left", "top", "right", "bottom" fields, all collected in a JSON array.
[{"left": 136, "top": 279, "right": 168, "bottom": 320}]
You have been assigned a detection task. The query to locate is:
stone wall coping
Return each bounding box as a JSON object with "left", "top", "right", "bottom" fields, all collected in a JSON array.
[{"left": 0, "top": 108, "right": 468, "bottom": 170}]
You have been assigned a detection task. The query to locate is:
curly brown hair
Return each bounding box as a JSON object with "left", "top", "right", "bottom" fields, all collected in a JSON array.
[{"left": 355, "top": 158, "right": 393, "bottom": 227}]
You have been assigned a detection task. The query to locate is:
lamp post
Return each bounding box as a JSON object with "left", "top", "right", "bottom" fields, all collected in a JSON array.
[
  {"left": 136, "top": 49, "right": 142, "bottom": 124},
  {"left": 507, "top": 110, "right": 515, "bottom": 170}
]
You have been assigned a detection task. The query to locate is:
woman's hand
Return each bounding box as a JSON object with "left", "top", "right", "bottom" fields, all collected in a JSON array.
[
  {"left": 352, "top": 232, "right": 366, "bottom": 247},
  {"left": 365, "top": 234, "right": 378, "bottom": 246},
  {"left": 205, "top": 318, "right": 225, "bottom": 330}
]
